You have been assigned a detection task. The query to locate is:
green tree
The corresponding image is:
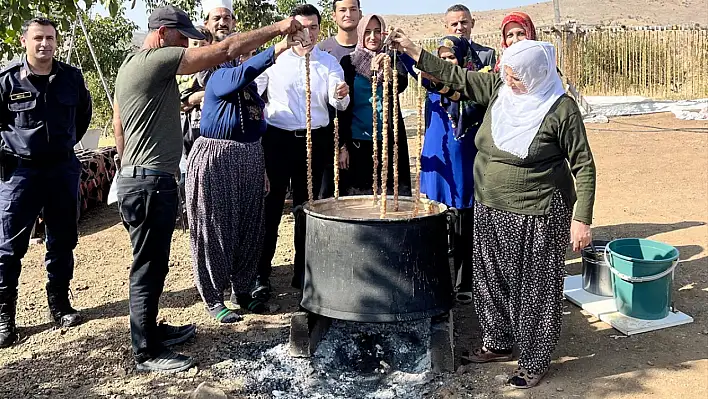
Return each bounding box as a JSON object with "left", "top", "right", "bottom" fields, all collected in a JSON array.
[
  {"left": 0, "top": 0, "right": 128, "bottom": 61},
  {"left": 143, "top": 0, "right": 280, "bottom": 32},
  {"left": 0, "top": 1, "right": 137, "bottom": 130},
  {"left": 68, "top": 9, "right": 138, "bottom": 78},
  {"left": 142, "top": 0, "right": 199, "bottom": 18},
  {"left": 317, "top": 0, "right": 336, "bottom": 38},
  {"left": 67, "top": 10, "right": 138, "bottom": 129},
  {"left": 275, "top": 0, "right": 305, "bottom": 17}
]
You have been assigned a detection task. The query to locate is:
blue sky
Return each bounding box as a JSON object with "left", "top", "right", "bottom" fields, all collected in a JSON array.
[{"left": 93, "top": 0, "right": 544, "bottom": 30}]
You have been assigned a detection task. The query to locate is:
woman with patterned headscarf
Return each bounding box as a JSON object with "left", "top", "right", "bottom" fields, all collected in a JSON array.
[
  {"left": 338, "top": 14, "right": 411, "bottom": 196},
  {"left": 494, "top": 11, "right": 537, "bottom": 72},
  {"left": 392, "top": 32, "right": 596, "bottom": 388}
]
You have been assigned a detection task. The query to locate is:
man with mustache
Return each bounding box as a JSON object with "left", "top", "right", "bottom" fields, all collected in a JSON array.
[
  {"left": 178, "top": 0, "right": 237, "bottom": 115},
  {"left": 0, "top": 17, "right": 92, "bottom": 347},
  {"left": 204, "top": 0, "right": 236, "bottom": 43}
]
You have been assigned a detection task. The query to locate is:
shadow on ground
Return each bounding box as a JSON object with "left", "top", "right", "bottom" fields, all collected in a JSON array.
[
  {"left": 0, "top": 321, "right": 289, "bottom": 399},
  {"left": 566, "top": 221, "right": 706, "bottom": 262},
  {"left": 78, "top": 203, "right": 122, "bottom": 236}
]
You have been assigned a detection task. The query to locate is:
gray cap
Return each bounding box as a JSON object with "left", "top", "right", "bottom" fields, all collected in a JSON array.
[{"left": 148, "top": 5, "right": 206, "bottom": 40}]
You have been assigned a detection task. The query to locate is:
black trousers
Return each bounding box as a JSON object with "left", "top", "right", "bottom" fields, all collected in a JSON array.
[
  {"left": 318, "top": 131, "right": 335, "bottom": 200},
  {"left": 0, "top": 157, "right": 80, "bottom": 292},
  {"left": 340, "top": 139, "right": 412, "bottom": 196},
  {"left": 257, "top": 125, "right": 328, "bottom": 287},
  {"left": 116, "top": 170, "right": 178, "bottom": 362},
  {"left": 452, "top": 208, "right": 473, "bottom": 292}
]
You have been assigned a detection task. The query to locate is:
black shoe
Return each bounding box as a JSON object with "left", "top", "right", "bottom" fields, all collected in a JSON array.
[
  {"left": 0, "top": 290, "right": 18, "bottom": 348},
  {"left": 250, "top": 279, "right": 271, "bottom": 302},
  {"left": 291, "top": 272, "right": 304, "bottom": 290},
  {"left": 135, "top": 349, "right": 194, "bottom": 373},
  {"left": 157, "top": 323, "right": 196, "bottom": 347},
  {"left": 233, "top": 293, "right": 267, "bottom": 314},
  {"left": 46, "top": 281, "right": 83, "bottom": 328}
]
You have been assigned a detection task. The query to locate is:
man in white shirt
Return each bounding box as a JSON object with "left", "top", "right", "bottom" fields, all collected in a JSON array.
[{"left": 255, "top": 4, "right": 350, "bottom": 298}]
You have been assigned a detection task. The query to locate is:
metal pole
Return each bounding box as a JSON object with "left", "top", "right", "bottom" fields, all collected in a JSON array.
[
  {"left": 552, "top": 0, "right": 561, "bottom": 24},
  {"left": 552, "top": 0, "right": 563, "bottom": 64},
  {"left": 76, "top": 9, "right": 114, "bottom": 109},
  {"left": 65, "top": 17, "right": 77, "bottom": 64}
]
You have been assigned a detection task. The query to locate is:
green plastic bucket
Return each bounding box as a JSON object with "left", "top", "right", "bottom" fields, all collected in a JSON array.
[{"left": 604, "top": 239, "right": 679, "bottom": 320}]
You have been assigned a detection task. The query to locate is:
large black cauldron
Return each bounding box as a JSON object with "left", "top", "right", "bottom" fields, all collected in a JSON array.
[{"left": 300, "top": 196, "right": 454, "bottom": 322}]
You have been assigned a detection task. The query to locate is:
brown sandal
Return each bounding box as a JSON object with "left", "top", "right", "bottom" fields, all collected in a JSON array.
[
  {"left": 461, "top": 347, "right": 513, "bottom": 364},
  {"left": 507, "top": 367, "right": 547, "bottom": 389}
]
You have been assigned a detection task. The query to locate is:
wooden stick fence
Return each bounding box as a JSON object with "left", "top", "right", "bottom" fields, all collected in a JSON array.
[{"left": 400, "top": 26, "right": 708, "bottom": 108}]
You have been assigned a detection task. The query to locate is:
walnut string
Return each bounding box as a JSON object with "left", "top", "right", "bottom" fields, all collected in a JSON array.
[
  {"left": 380, "top": 55, "right": 391, "bottom": 219},
  {"left": 305, "top": 52, "right": 313, "bottom": 206},
  {"left": 371, "top": 66, "right": 379, "bottom": 204},
  {"left": 392, "top": 51, "right": 399, "bottom": 211},
  {"left": 333, "top": 110, "right": 340, "bottom": 199},
  {"left": 413, "top": 71, "right": 424, "bottom": 217}
]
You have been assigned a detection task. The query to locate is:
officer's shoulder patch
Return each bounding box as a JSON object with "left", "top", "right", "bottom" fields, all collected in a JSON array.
[
  {"left": 9, "top": 91, "right": 32, "bottom": 101},
  {"left": 0, "top": 60, "right": 21, "bottom": 75}
]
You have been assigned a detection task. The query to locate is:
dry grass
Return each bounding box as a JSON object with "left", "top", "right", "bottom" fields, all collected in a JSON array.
[
  {"left": 383, "top": 0, "right": 708, "bottom": 40},
  {"left": 399, "top": 28, "right": 708, "bottom": 105}
]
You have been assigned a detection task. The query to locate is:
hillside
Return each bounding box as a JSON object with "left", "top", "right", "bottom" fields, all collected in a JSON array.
[
  {"left": 384, "top": 0, "right": 708, "bottom": 39},
  {"left": 126, "top": 0, "right": 706, "bottom": 46}
]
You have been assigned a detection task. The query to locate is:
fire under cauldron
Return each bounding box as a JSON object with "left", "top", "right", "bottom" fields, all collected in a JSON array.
[{"left": 299, "top": 195, "right": 455, "bottom": 323}]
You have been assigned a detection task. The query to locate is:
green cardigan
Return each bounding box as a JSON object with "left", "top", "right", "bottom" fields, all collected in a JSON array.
[{"left": 417, "top": 50, "right": 596, "bottom": 225}]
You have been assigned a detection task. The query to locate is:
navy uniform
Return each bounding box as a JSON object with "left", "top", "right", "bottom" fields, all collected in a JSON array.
[{"left": 0, "top": 56, "right": 92, "bottom": 347}]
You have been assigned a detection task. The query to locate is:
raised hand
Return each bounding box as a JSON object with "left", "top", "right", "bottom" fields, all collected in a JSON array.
[
  {"left": 372, "top": 53, "right": 388, "bottom": 71},
  {"left": 389, "top": 28, "right": 422, "bottom": 61},
  {"left": 278, "top": 17, "right": 303, "bottom": 35},
  {"left": 275, "top": 30, "right": 307, "bottom": 57}
]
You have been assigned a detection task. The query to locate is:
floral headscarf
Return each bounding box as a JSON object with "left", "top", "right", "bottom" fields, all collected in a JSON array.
[
  {"left": 436, "top": 35, "right": 485, "bottom": 140},
  {"left": 438, "top": 35, "right": 484, "bottom": 72}
]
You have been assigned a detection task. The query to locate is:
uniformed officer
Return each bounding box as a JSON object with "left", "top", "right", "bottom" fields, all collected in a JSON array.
[{"left": 0, "top": 17, "right": 92, "bottom": 348}]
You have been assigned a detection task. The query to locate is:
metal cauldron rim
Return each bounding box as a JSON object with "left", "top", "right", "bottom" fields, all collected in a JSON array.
[{"left": 301, "top": 195, "right": 449, "bottom": 224}]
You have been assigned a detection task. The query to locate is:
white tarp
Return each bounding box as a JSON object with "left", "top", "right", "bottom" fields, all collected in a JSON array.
[
  {"left": 585, "top": 96, "right": 708, "bottom": 118},
  {"left": 402, "top": 96, "right": 708, "bottom": 123}
]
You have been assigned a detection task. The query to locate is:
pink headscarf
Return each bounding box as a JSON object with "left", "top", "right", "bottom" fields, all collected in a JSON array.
[{"left": 350, "top": 14, "right": 387, "bottom": 81}]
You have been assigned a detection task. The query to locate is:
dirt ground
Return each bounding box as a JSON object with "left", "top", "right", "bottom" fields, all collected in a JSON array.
[{"left": 0, "top": 112, "right": 706, "bottom": 398}]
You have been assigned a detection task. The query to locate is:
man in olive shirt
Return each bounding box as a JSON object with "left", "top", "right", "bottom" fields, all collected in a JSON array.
[{"left": 113, "top": 5, "right": 303, "bottom": 373}]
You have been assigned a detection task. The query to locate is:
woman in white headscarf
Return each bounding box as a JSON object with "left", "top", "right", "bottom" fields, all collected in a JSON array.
[{"left": 391, "top": 34, "right": 596, "bottom": 388}]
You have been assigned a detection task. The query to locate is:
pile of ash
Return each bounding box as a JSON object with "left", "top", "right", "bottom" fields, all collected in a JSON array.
[{"left": 213, "top": 319, "right": 437, "bottom": 398}]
